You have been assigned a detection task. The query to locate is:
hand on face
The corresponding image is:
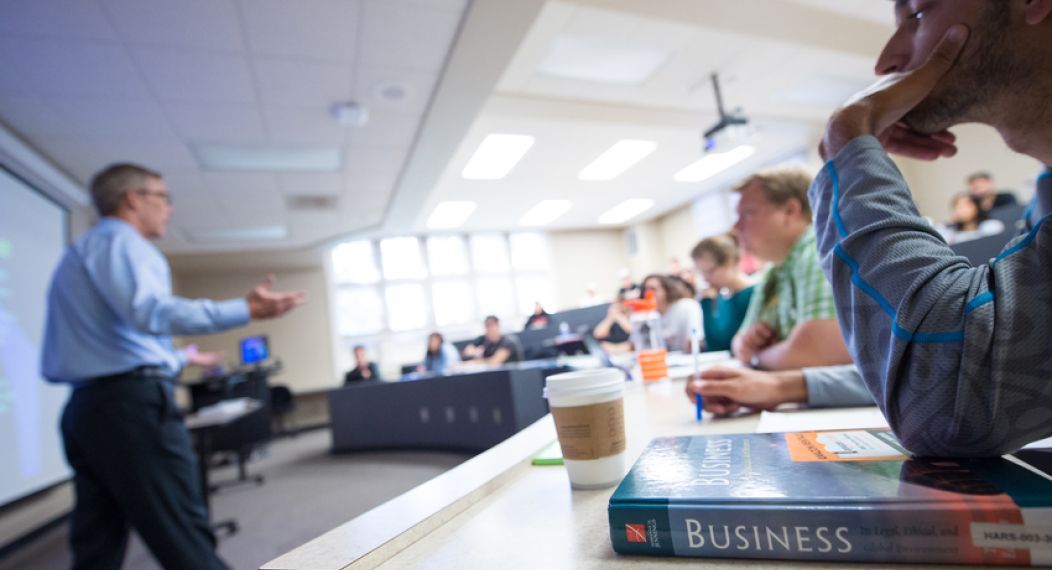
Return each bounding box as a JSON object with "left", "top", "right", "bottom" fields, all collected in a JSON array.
[
  {"left": 684, "top": 367, "right": 786, "bottom": 417},
  {"left": 820, "top": 25, "right": 970, "bottom": 162},
  {"left": 246, "top": 274, "right": 307, "bottom": 320}
]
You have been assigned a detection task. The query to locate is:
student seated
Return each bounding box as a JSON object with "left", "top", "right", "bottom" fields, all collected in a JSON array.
[
  {"left": 421, "top": 332, "right": 460, "bottom": 374},
  {"left": 810, "top": 0, "right": 1052, "bottom": 456},
  {"left": 937, "top": 193, "right": 1005, "bottom": 244},
  {"left": 730, "top": 169, "right": 852, "bottom": 371},
  {"left": 462, "top": 315, "right": 522, "bottom": 365},
  {"left": 592, "top": 295, "right": 633, "bottom": 354},
  {"left": 641, "top": 274, "right": 702, "bottom": 352},
  {"left": 967, "top": 171, "right": 1018, "bottom": 212},
  {"left": 344, "top": 345, "right": 381, "bottom": 383},
  {"left": 685, "top": 365, "right": 873, "bottom": 416},
  {"left": 690, "top": 234, "right": 755, "bottom": 352},
  {"left": 523, "top": 302, "right": 551, "bottom": 330}
]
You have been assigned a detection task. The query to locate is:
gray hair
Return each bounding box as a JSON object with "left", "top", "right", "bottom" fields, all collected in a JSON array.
[{"left": 89, "top": 163, "right": 162, "bottom": 216}]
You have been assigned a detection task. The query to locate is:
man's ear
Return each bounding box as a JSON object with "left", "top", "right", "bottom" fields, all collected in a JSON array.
[
  {"left": 783, "top": 198, "right": 803, "bottom": 220},
  {"left": 1023, "top": 0, "right": 1052, "bottom": 25}
]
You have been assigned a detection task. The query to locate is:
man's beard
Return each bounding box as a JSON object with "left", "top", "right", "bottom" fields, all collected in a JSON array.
[{"left": 903, "top": 8, "right": 1021, "bottom": 134}]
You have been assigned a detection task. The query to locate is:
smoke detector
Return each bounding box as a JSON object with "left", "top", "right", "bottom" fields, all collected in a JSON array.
[{"left": 331, "top": 101, "right": 369, "bottom": 128}]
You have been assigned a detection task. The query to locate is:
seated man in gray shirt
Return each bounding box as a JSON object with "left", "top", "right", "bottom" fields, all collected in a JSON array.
[{"left": 810, "top": 1, "right": 1052, "bottom": 456}]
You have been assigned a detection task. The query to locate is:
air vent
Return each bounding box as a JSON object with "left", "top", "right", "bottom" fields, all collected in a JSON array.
[{"left": 286, "top": 195, "right": 339, "bottom": 211}]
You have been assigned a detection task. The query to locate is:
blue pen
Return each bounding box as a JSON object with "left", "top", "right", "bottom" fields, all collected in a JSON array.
[{"left": 691, "top": 327, "right": 703, "bottom": 423}]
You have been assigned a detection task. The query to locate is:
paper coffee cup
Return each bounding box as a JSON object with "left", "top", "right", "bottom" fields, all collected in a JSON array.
[{"left": 543, "top": 368, "right": 626, "bottom": 489}]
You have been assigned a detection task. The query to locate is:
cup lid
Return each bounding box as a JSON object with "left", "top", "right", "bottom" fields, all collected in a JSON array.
[{"left": 544, "top": 368, "right": 623, "bottom": 397}]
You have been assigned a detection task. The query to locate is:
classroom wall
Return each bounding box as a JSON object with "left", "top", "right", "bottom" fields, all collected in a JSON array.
[
  {"left": 546, "top": 229, "right": 629, "bottom": 308},
  {"left": 893, "top": 123, "right": 1044, "bottom": 221},
  {"left": 171, "top": 265, "right": 338, "bottom": 392}
]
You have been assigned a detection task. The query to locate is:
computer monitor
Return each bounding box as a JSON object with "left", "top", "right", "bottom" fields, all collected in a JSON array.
[{"left": 240, "top": 335, "right": 269, "bottom": 366}]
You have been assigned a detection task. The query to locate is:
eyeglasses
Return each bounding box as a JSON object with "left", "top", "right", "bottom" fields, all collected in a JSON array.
[{"left": 135, "top": 189, "right": 173, "bottom": 205}]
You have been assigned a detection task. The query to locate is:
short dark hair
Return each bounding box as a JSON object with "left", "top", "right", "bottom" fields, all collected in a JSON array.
[
  {"left": 89, "top": 163, "right": 162, "bottom": 216},
  {"left": 484, "top": 315, "right": 499, "bottom": 325},
  {"left": 643, "top": 274, "right": 691, "bottom": 305},
  {"left": 690, "top": 233, "right": 741, "bottom": 266},
  {"left": 352, "top": 344, "right": 367, "bottom": 353},
  {"left": 967, "top": 171, "right": 993, "bottom": 183}
]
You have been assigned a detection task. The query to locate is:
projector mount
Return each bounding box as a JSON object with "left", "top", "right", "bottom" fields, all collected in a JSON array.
[{"left": 702, "top": 73, "right": 749, "bottom": 152}]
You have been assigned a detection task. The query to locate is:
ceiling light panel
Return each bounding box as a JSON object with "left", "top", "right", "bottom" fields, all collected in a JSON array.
[
  {"left": 192, "top": 143, "right": 342, "bottom": 172},
  {"left": 598, "top": 199, "right": 654, "bottom": 225},
  {"left": 537, "top": 34, "right": 671, "bottom": 85},
  {"left": 579, "top": 140, "right": 657, "bottom": 181},
  {"left": 519, "top": 200, "right": 573, "bottom": 227},
  {"left": 673, "top": 145, "right": 756, "bottom": 183},
  {"left": 461, "top": 134, "right": 534, "bottom": 180},
  {"left": 427, "top": 200, "right": 477, "bottom": 229}
]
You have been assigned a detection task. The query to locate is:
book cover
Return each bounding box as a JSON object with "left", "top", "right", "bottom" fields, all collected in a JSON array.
[{"left": 609, "top": 430, "right": 1052, "bottom": 565}]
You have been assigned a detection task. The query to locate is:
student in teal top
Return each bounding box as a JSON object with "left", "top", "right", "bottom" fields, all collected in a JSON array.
[{"left": 690, "top": 234, "right": 755, "bottom": 352}]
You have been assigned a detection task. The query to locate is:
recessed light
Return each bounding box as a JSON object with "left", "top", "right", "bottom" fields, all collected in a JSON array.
[
  {"left": 538, "top": 34, "right": 671, "bottom": 85},
  {"left": 191, "top": 144, "right": 342, "bottom": 172},
  {"left": 673, "top": 145, "right": 756, "bottom": 183},
  {"left": 427, "top": 201, "right": 477, "bottom": 229},
  {"left": 373, "top": 83, "right": 410, "bottom": 103},
  {"left": 579, "top": 140, "right": 657, "bottom": 181},
  {"left": 598, "top": 199, "right": 654, "bottom": 225},
  {"left": 519, "top": 200, "right": 573, "bottom": 227},
  {"left": 188, "top": 225, "right": 288, "bottom": 243},
  {"left": 461, "top": 134, "right": 534, "bottom": 180}
]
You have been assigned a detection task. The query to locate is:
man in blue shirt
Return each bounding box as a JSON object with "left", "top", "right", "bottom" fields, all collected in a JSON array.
[{"left": 42, "top": 163, "right": 305, "bottom": 569}]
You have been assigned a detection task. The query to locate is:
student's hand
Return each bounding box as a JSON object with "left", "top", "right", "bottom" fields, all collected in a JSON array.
[
  {"left": 819, "top": 25, "right": 969, "bottom": 162},
  {"left": 183, "top": 344, "right": 225, "bottom": 367},
  {"left": 247, "top": 274, "right": 306, "bottom": 319},
  {"left": 462, "top": 344, "right": 478, "bottom": 359},
  {"left": 685, "top": 367, "right": 807, "bottom": 417},
  {"left": 732, "top": 322, "right": 775, "bottom": 365}
]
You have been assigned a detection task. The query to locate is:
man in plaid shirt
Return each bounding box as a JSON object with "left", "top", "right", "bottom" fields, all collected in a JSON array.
[{"left": 730, "top": 169, "right": 852, "bottom": 371}]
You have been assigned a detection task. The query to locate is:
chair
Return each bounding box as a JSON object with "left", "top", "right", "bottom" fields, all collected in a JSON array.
[{"left": 269, "top": 385, "right": 295, "bottom": 436}]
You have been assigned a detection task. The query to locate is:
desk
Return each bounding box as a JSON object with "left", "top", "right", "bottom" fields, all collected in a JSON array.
[{"left": 265, "top": 371, "right": 970, "bottom": 569}]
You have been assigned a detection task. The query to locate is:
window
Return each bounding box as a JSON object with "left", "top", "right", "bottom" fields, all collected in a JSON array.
[
  {"left": 335, "top": 287, "right": 384, "bottom": 336},
  {"left": 426, "top": 236, "right": 470, "bottom": 276},
  {"left": 330, "top": 233, "right": 552, "bottom": 343},
  {"left": 380, "top": 237, "right": 427, "bottom": 281},
  {"left": 385, "top": 283, "right": 428, "bottom": 332},
  {"left": 331, "top": 240, "right": 380, "bottom": 284},
  {"left": 470, "top": 233, "right": 510, "bottom": 274}
]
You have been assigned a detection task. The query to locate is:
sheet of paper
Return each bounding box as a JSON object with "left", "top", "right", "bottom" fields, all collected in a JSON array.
[
  {"left": 755, "top": 406, "right": 889, "bottom": 434},
  {"left": 1024, "top": 436, "right": 1052, "bottom": 450}
]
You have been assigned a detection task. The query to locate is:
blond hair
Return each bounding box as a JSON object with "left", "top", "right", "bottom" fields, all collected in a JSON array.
[{"left": 734, "top": 168, "right": 813, "bottom": 219}]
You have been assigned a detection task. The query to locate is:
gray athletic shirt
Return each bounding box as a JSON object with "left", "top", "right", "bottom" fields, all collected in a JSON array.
[{"left": 809, "top": 134, "right": 1052, "bottom": 457}]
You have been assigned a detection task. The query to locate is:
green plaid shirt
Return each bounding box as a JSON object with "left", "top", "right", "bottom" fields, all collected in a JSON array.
[{"left": 739, "top": 226, "right": 836, "bottom": 341}]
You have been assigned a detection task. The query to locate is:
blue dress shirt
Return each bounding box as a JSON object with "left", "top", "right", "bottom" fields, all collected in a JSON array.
[{"left": 42, "top": 218, "right": 250, "bottom": 384}]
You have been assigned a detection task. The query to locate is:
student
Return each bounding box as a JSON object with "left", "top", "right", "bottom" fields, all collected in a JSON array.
[
  {"left": 938, "top": 193, "right": 1004, "bottom": 244},
  {"left": 685, "top": 365, "right": 873, "bottom": 416},
  {"left": 730, "top": 169, "right": 852, "bottom": 370},
  {"left": 592, "top": 295, "right": 633, "bottom": 354},
  {"left": 812, "top": 0, "right": 1052, "bottom": 456},
  {"left": 42, "top": 163, "right": 304, "bottom": 569},
  {"left": 344, "top": 345, "right": 381, "bottom": 383},
  {"left": 967, "top": 171, "right": 1018, "bottom": 212},
  {"left": 523, "top": 302, "right": 551, "bottom": 330},
  {"left": 641, "top": 274, "right": 702, "bottom": 352},
  {"left": 462, "top": 315, "right": 522, "bottom": 365},
  {"left": 690, "top": 234, "right": 754, "bottom": 352},
  {"left": 421, "top": 332, "right": 460, "bottom": 374}
]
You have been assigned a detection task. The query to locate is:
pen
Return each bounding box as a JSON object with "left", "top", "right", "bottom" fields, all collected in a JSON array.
[{"left": 691, "top": 327, "right": 703, "bottom": 423}]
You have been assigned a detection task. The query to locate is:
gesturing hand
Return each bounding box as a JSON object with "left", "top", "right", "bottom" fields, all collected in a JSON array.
[
  {"left": 820, "top": 25, "right": 970, "bottom": 162},
  {"left": 246, "top": 274, "right": 306, "bottom": 320}
]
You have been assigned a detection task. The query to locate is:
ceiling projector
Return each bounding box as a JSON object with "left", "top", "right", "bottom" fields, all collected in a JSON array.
[{"left": 701, "top": 73, "right": 749, "bottom": 152}]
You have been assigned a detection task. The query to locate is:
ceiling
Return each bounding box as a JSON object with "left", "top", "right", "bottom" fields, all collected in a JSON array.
[{"left": 0, "top": 0, "right": 896, "bottom": 253}]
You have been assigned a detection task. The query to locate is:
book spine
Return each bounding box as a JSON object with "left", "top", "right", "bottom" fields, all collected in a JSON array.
[{"left": 609, "top": 503, "right": 1034, "bottom": 565}]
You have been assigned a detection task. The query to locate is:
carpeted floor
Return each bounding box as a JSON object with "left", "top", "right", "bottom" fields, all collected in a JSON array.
[{"left": 0, "top": 429, "right": 470, "bottom": 570}]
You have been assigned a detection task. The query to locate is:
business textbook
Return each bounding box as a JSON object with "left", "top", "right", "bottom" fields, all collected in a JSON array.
[{"left": 609, "top": 429, "right": 1052, "bottom": 565}]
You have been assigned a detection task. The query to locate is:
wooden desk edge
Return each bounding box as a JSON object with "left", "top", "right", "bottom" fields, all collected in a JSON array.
[{"left": 260, "top": 415, "right": 559, "bottom": 570}]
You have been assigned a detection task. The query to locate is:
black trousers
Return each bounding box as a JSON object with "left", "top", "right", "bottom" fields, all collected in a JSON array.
[{"left": 60, "top": 373, "right": 228, "bottom": 570}]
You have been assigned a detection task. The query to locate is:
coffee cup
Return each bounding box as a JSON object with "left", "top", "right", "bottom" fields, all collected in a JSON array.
[{"left": 543, "top": 368, "right": 627, "bottom": 489}]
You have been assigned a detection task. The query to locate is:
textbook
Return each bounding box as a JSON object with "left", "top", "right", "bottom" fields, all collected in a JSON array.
[{"left": 609, "top": 430, "right": 1052, "bottom": 565}]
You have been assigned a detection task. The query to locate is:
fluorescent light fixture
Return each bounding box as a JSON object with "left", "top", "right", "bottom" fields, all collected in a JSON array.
[
  {"left": 461, "top": 134, "right": 534, "bottom": 180},
  {"left": 427, "top": 201, "right": 477, "bottom": 229},
  {"left": 598, "top": 199, "right": 654, "bottom": 225},
  {"left": 673, "top": 145, "right": 756, "bottom": 183},
  {"left": 538, "top": 35, "right": 671, "bottom": 85},
  {"left": 188, "top": 225, "right": 288, "bottom": 243},
  {"left": 579, "top": 140, "right": 657, "bottom": 181},
  {"left": 192, "top": 144, "right": 342, "bottom": 172},
  {"left": 519, "top": 200, "right": 573, "bottom": 227}
]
